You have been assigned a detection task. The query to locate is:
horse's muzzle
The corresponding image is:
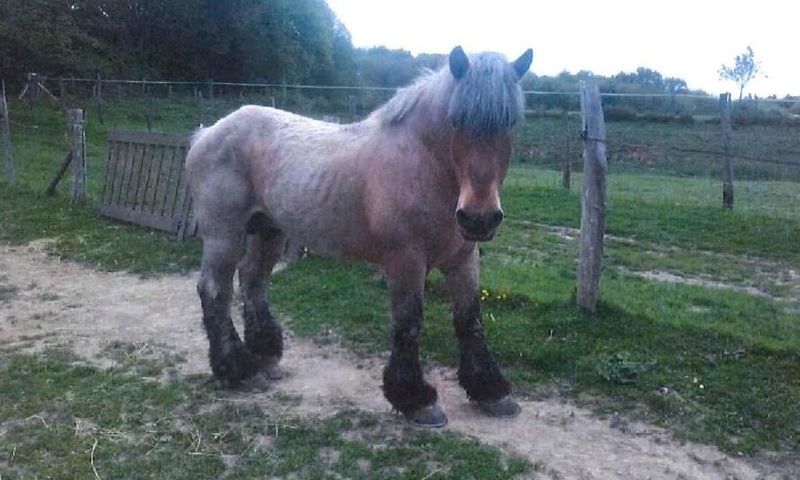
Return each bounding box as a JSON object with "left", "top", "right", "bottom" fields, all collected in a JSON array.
[{"left": 455, "top": 208, "right": 504, "bottom": 242}]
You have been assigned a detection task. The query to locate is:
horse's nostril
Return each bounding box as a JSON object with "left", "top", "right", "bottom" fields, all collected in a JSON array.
[
  {"left": 491, "top": 210, "right": 505, "bottom": 227},
  {"left": 456, "top": 208, "right": 476, "bottom": 229}
]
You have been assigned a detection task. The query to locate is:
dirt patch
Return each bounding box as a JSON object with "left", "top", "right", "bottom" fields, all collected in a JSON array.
[
  {"left": 623, "top": 268, "right": 787, "bottom": 299},
  {"left": 0, "top": 242, "right": 789, "bottom": 479},
  {"left": 536, "top": 222, "right": 800, "bottom": 304}
]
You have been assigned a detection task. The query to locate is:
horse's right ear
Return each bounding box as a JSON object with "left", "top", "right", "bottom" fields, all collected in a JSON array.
[
  {"left": 512, "top": 49, "right": 534, "bottom": 79},
  {"left": 449, "top": 46, "right": 469, "bottom": 79}
]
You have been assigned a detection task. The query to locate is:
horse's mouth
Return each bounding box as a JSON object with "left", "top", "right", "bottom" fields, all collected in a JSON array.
[{"left": 460, "top": 230, "right": 496, "bottom": 242}]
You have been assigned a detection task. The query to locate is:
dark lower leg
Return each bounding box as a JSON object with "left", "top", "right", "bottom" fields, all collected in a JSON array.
[
  {"left": 198, "top": 267, "right": 261, "bottom": 384},
  {"left": 382, "top": 292, "right": 438, "bottom": 415},
  {"left": 239, "top": 231, "right": 285, "bottom": 362},
  {"left": 454, "top": 297, "right": 511, "bottom": 402},
  {"left": 242, "top": 297, "right": 283, "bottom": 359}
]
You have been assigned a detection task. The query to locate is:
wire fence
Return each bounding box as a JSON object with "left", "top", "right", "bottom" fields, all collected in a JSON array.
[{"left": 6, "top": 76, "right": 800, "bottom": 185}]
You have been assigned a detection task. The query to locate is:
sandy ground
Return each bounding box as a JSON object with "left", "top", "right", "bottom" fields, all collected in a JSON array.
[{"left": 0, "top": 242, "right": 792, "bottom": 479}]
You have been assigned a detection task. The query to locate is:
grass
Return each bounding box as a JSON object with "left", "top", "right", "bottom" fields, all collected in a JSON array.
[
  {"left": 0, "top": 346, "right": 528, "bottom": 479},
  {"left": 0, "top": 185, "right": 201, "bottom": 275},
  {"left": 1, "top": 98, "right": 799, "bottom": 466}
]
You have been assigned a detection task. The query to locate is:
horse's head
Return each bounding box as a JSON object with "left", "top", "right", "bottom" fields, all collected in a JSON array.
[{"left": 447, "top": 46, "right": 532, "bottom": 242}]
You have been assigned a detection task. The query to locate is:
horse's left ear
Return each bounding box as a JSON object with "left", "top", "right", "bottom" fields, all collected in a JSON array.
[
  {"left": 512, "top": 49, "right": 533, "bottom": 79},
  {"left": 449, "top": 46, "right": 470, "bottom": 79}
]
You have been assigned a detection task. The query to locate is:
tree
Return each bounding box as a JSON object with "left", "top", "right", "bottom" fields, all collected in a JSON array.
[{"left": 718, "top": 46, "right": 762, "bottom": 102}]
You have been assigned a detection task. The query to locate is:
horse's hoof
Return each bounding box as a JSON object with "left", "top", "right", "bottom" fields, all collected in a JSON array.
[
  {"left": 473, "top": 395, "right": 521, "bottom": 419},
  {"left": 261, "top": 359, "right": 284, "bottom": 380},
  {"left": 405, "top": 404, "right": 448, "bottom": 428}
]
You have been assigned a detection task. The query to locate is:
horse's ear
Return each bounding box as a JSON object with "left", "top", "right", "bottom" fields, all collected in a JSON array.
[
  {"left": 449, "top": 46, "right": 470, "bottom": 79},
  {"left": 512, "top": 49, "right": 533, "bottom": 79}
]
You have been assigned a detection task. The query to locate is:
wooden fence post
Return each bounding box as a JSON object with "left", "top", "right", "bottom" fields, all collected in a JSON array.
[
  {"left": 561, "top": 109, "right": 571, "bottom": 190},
  {"left": 1, "top": 80, "right": 14, "bottom": 185},
  {"left": 69, "top": 109, "right": 86, "bottom": 205},
  {"left": 577, "top": 85, "right": 607, "bottom": 313},
  {"left": 720, "top": 93, "right": 734, "bottom": 209}
]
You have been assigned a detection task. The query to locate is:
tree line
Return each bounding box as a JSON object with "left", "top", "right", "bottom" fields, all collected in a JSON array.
[{"left": 2, "top": 0, "right": 764, "bottom": 118}]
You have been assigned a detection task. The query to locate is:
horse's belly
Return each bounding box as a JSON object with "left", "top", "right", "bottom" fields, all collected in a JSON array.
[{"left": 264, "top": 187, "right": 373, "bottom": 260}]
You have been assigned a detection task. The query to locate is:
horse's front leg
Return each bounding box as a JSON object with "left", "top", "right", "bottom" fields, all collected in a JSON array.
[
  {"left": 443, "top": 248, "right": 520, "bottom": 418},
  {"left": 382, "top": 262, "right": 447, "bottom": 427}
]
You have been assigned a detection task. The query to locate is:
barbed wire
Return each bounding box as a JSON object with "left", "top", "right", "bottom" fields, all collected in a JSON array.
[
  {"left": 583, "top": 137, "right": 800, "bottom": 167},
  {"left": 42, "top": 77, "right": 800, "bottom": 103},
  {"left": 521, "top": 133, "right": 800, "bottom": 166},
  {"left": 44, "top": 77, "right": 398, "bottom": 92}
]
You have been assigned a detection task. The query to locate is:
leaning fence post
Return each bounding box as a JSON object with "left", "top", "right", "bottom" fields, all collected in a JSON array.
[
  {"left": 69, "top": 108, "right": 86, "bottom": 205},
  {"left": 720, "top": 93, "right": 734, "bottom": 209},
  {"left": 1, "top": 80, "right": 14, "bottom": 185},
  {"left": 577, "top": 85, "right": 607, "bottom": 313}
]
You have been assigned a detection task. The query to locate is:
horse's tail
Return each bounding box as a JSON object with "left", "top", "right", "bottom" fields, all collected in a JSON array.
[{"left": 190, "top": 124, "right": 207, "bottom": 148}]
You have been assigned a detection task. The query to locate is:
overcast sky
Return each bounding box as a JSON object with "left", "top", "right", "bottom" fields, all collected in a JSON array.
[{"left": 326, "top": 0, "right": 797, "bottom": 98}]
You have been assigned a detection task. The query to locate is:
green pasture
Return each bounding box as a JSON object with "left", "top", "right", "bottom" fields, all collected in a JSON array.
[{"left": 1, "top": 98, "right": 799, "bottom": 476}]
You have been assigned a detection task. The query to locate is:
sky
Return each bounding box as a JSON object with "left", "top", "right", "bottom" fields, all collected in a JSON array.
[{"left": 325, "top": 0, "right": 797, "bottom": 98}]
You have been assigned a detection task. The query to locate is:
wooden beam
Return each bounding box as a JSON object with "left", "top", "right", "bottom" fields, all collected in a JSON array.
[{"left": 45, "top": 152, "right": 73, "bottom": 196}]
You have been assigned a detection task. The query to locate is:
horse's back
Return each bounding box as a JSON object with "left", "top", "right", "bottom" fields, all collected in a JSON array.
[{"left": 186, "top": 106, "right": 372, "bottom": 251}]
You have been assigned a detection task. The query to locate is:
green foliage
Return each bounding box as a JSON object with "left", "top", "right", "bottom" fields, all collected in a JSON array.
[
  {"left": 719, "top": 46, "right": 762, "bottom": 101},
  {"left": 0, "top": 0, "right": 356, "bottom": 86},
  {"left": 593, "top": 351, "right": 657, "bottom": 385}
]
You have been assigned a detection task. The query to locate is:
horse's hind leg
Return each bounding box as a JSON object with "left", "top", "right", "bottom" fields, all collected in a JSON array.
[
  {"left": 198, "top": 235, "right": 263, "bottom": 388},
  {"left": 442, "top": 248, "right": 520, "bottom": 418},
  {"left": 238, "top": 216, "right": 286, "bottom": 379}
]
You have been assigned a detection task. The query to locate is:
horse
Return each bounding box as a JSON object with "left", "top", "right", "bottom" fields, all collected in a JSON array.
[{"left": 185, "top": 46, "right": 533, "bottom": 427}]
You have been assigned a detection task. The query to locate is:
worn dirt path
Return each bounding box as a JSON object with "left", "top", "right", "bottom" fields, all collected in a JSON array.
[{"left": 0, "top": 242, "right": 789, "bottom": 479}]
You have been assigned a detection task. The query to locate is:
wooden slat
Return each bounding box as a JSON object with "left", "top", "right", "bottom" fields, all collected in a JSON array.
[
  {"left": 160, "top": 144, "right": 180, "bottom": 217},
  {"left": 114, "top": 141, "right": 134, "bottom": 206},
  {"left": 133, "top": 142, "right": 155, "bottom": 209},
  {"left": 167, "top": 145, "right": 188, "bottom": 217},
  {"left": 144, "top": 144, "right": 162, "bottom": 214}
]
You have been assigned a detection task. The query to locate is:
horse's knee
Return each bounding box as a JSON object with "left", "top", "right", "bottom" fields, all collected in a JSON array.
[{"left": 197, "top": 273, "right": 220, "bottom": 304}]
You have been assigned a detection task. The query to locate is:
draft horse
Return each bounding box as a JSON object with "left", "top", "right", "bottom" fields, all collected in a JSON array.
[{"left": 185, "top": 46, "right": 533, "bottom": 427}]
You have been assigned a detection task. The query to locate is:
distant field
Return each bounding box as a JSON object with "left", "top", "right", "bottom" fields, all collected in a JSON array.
[{"left": 515, "top": 113, "right": 800, "bottom": 181}]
